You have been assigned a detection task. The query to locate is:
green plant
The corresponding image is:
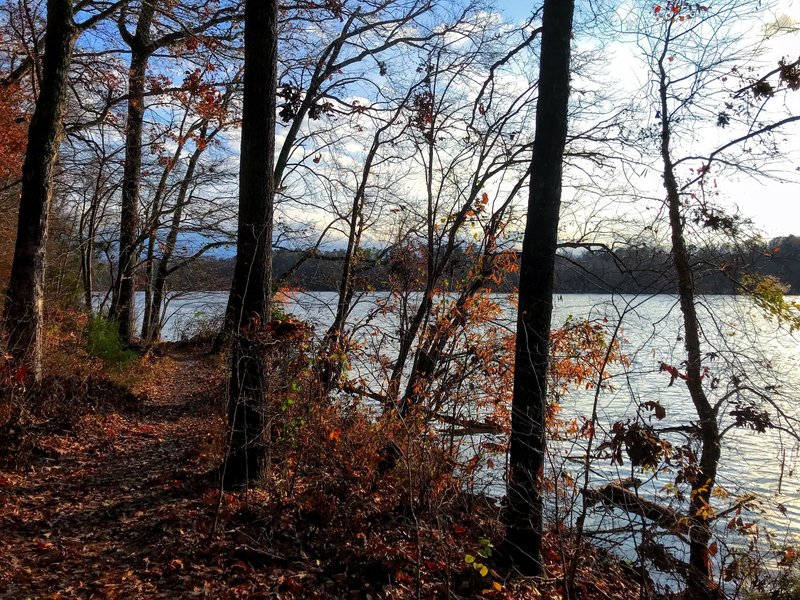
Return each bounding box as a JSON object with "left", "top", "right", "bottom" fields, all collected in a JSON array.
[
  {"left": 85, "top": 316, "right": 136, "bottom": 367},
  {"left": 464, "top": 537, "right": 493, "bottom": 578}
]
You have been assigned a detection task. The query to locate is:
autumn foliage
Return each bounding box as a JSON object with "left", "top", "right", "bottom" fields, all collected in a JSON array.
[
  {"left": 0, "top": 82, "right": 28, "bottom": 180},
  {"left": 0, "top": 79, "right": 30, "bottom": 289}
]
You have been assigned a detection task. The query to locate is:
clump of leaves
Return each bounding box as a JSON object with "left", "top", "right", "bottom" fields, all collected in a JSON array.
[
  {"left": 465, "top": 537, "right": 503, "bottom": 595},
  {"left": 86, "top": 316, "right": 137, "bottom": 367},
  {"left": 742, "top": 274, "right": 800, "bottom": 332},
  {"left": 606, "top": 421, "right": 672, "bottom": 470}
]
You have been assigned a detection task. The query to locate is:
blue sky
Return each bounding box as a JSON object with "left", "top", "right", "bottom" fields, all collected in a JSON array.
[{"left": 496, "top": 1, "right": 536, "bottom": 22}]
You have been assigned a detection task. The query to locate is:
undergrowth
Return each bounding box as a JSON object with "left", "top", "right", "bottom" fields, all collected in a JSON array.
[
  {"left": 85, "top": 315, "right": 137, "bottom": 367},
  {"left": 206, "top": 320, "right": 645, "bottom": 599}
]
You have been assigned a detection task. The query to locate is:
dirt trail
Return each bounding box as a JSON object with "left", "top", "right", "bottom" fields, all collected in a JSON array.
[{"left": 0, "top": 349, "right": 233, "bottom": 599}]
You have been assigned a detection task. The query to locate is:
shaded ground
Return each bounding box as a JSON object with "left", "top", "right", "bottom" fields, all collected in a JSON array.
[
  {"left": 0, "top": 348, "right": 237, "bottom": 598},
  {"left": 0, "top": 344, "right": 645, "bottom": 599}
]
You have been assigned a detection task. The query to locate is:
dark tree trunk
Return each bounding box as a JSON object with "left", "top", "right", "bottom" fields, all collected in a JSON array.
[
  {"left": 318, "top": 189, "right": 364, "bottom": 390},
  {"left": 503, "top": 0, "right": 574, "bottom": 575},
  {"left": 214, "top": 11, "right": 360, "bottom": 352},
  {"left": 658, "top": 37, "right": 721, "bottom": 599},
  {"left": 80, "top": 229, "right": 94, "bottom": 311},
  {"left": 140, "top": 227, "right": 157, "bottom": 339},
  {"left": 221, "top": 0, "right": 277, "bottom": 490},
  {"left": 3, "top": 0, "right": 76, "bottom": 383},
  {"left": 79, "top": 192, "right": 96, "bottom": 311},
  {"left": 110, "top": 1, "right": 157, "bottom": 345}
]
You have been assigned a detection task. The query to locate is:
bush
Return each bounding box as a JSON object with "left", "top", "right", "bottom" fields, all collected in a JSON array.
[
  {"left": 741, "top": 545, "right": 800, "bottom": 600},
  {"left": 86, "top": 316, "right": 136, "bottom": 367},
  {"left": 173, "top": 309, "right": 223, "bottom": 343}
]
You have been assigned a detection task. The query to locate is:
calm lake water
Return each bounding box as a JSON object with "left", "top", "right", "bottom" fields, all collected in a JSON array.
[{"left": 121, "top": 290, "right": 800, "bottom": 586}]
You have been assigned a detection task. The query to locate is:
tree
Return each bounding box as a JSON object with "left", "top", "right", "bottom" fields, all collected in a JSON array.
[
  {"left": 110, "top": 0, "right": 240, "bottom": 345},
  {"left": 221, "top": 0, "right": 277, "bottom": 489},
  {"left": 562, "top": 3, "right": 800, "bottom": 596},
  {"left": 3, "top": 0, "right": 77, "bottom": 382},
  {"left": 648, "top": 3, "right": 799, "bottom": 595},
  {"left": 216, "top": 0, "right": 452, "bottom": 348},
  {"left": 503, "top": 0, "right": 574, "bottom": 575},
  {"left": 139, "top": 74, "right": 238, "bottom": 343},
  {"left": 108, "top": 0, "right": 157, "bottom": 344},
  {"left": 0, "top": 79, "right": 33, "bottom": 293}
]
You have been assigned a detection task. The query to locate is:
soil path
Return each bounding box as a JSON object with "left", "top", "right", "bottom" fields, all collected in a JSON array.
[{"left": 0, "top": 348, "right": 236, "bottom": 599}]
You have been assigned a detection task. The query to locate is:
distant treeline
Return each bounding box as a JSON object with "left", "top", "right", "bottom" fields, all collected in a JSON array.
[{"left": 158, "top": 235, "right": 800, "bottom": 295}]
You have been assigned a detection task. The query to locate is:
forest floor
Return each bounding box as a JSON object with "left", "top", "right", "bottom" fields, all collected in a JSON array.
[
  {"left": 0, "top": 341, "right": 645, "bottom": 599},
  {"left": 0, "top": 345, "right": 235, "bottom": 598}
]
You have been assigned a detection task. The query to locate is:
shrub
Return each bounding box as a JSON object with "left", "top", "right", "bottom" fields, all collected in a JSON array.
[
  {"left": 173, "top": 310, "right": 223, "bottom": 343},
  {"left": 85, "top": 316, "right": 136, "bottom": 367}
]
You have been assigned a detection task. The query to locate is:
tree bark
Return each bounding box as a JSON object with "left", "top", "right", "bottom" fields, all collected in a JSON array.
[
  {"left": 110, "top": 0, "right": 157, "bottom": 345},
  {"left": 3, "top": 0, "right": 76, "bottom": 383},
  {"left": 658, "top": 33, "right": 721, "bottom": 598},
  {"left": 503, "top": 0, "right": 573, "bottom": 575},
  {"left": 221, "top": 0, "right": 277, "bottom": 490},
  {"left": 140, "top": 134, "right": 188, "bottom": 341}
]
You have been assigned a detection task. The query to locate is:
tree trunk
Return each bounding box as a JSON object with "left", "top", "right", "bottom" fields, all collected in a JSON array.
[
  {"left": 318, "top": 190, "right": 363, "bottom": 390},
  {"left": 214, "top": 12, "right": 360, "bottom": 351},
  {"left": 139, "top": 228, "right": 157, "bottom": 339},
  {"left": 110, "top": 0, "right": 157, "bottom": 345},
  {"left": 503, "top": 0, "right": 573, "bottom": 575},
  {"left": 3, "top": 0, "right": 76, "bottom": 383},
  {"left": 222, "top": 0, "right": 277, "bottom": 490},
  {"left": 79, "top": 204, "right": 93, "bottom": 311},
  {"left": 146, "top": 136, "right": 205, "bottom": 343},
  {"left": 140, "top": 136, "right": 186, "bottom": 341},
  {"left": 658, "top": 39, "right": 721, "bottom": 599}
]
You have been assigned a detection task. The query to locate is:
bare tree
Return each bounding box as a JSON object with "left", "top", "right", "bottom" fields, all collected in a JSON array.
[
  {"left": 221, "top": 0, "right": 277, "bottom": 490},
  {"left": 503, "top": 0, "right": 574, "bottom": 575},
  {"left": 110, "top": 0, "right": 240, "bottom": 345}
]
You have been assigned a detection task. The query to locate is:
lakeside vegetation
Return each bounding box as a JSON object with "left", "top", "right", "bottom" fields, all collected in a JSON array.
[
  {"left": 2, "top": 0, "right": 800, "bottom": 598},
  {"left": 100, "top": 237, "right": 800, "bottom": 295}
]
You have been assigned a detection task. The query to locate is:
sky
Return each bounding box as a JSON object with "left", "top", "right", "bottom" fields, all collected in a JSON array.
[
  {"left": 145, "top": 0, "right": 800, "bottom": 252},
  {"left": 489, "top": 0, "right": 800, "bottom": 241}
]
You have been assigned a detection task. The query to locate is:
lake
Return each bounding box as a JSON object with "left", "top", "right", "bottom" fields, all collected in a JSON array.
[{"left": 119, "top": 290, "right": 800, "bottom": 586}]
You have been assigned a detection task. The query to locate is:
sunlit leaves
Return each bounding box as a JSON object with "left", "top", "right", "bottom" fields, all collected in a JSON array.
[{"left": 742, "top": 274, "right": 800, "bottom": 332}]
